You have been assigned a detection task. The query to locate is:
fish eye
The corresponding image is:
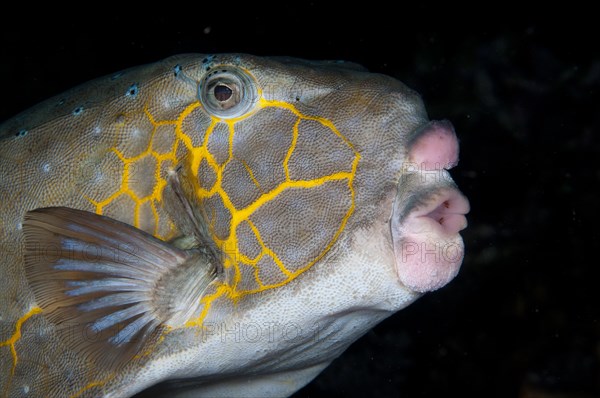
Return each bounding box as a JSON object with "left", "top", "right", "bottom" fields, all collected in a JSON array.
[{"left": 199, "top": 67, "right": 257, "bottom": 118}]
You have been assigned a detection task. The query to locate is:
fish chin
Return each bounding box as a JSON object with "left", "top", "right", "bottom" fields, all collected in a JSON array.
[{"left": 390, "top": 187, "right": 469, "bottom": 293}]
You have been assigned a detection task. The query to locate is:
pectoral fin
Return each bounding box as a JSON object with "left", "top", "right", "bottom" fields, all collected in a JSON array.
[{"left": 22, "top": 207, "right": 216, "bottom": 369}]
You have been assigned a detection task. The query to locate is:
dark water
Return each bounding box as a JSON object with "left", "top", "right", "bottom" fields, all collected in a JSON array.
[{"left": 1, "top": 6, "right": 598, "bottom": 398}]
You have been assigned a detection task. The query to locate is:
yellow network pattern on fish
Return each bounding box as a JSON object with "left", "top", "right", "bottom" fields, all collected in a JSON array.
[
  {"left": 2, "top": 91, "right": 360, "bottom": 398},
  {"left": 82, "top": 95, "right": 360, "bottom": 328}
]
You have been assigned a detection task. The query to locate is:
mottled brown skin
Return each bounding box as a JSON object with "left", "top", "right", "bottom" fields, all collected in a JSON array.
[{"left": 0, "top": 54, "right": 464, "bottom": 397}]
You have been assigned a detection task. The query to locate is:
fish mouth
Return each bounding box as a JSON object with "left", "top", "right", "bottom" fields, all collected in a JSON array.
[
  {"left": 390, "top": 185, "right": 470, "bottom": 293},
  {"left": 400, "top": 187, "right": 470, "bottom": 237},
  {"left": 388, "top": 118, "right": 470, "bottom": 293}
]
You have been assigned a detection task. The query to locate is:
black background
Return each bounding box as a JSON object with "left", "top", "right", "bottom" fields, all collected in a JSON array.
[{"left": 1, "top": 5, "right": 598, "bottom": 398}]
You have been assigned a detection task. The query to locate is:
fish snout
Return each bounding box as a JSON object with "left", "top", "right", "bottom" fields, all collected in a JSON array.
[{"left": 390, "top": 120, "right": 470, "bottom": 293}]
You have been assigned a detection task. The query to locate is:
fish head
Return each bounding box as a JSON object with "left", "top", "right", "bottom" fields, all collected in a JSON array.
[{"left": 174, "top": 54, "right": 469, "bottom": 303}]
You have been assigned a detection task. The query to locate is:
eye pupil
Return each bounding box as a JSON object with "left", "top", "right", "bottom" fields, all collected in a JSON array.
[{"left": 214, "top": 84, "right": 233, "bottom": 102}]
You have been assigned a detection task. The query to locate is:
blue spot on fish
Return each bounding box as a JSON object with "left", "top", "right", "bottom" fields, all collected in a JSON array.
[
  {"left": 202, "top": 55, "right": 216, "bottom": 71},
  {"left": 73, "top": 107, "right": 84, "bottom": 115},
  {"left": 126, "top": 83, "right": 139, "bottom": 98},
  {"left": 15, "top": 129, "right": 28, "bottom": 138},
  {"left": 174, "top": 64, "right": 182, "bottom": 77}
]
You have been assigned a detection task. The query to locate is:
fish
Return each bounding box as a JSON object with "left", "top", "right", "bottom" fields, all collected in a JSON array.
[{"left": 0, "top": 53, "right": 469, "bottom": 397}]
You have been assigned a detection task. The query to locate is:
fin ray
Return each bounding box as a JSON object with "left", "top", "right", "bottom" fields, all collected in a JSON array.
[
  {"left": 91, "top": 303, "right": 149, "bottom": 332},
  {"left": 110, "top": 313, "right": 158, "bottom": 346},
  {"left": 78, "top": 292, "right": 145, "bottom": 311},
  {"left": 66, "top": 278, "right": 146, "bottom": 295}
]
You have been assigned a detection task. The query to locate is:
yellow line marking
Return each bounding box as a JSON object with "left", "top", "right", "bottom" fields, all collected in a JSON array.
[
  {"left": 69, "top": 373, "right": 115, "bottom": 398},
  {"left": 185, "top": 285, "right": 229, "bottom": 328},
  {"left": 246, "top": 219, "right": 291, "bottom": 277},
  {"left": 283, "top": 118, "right": 301, "bottom": 180},
  {"left": 0, "top": 306, "right": 42, "bottom": 395},
  {"left": 226, "top": 120, "right": 236, "bottom": 164},
  {"left": 240, "top": 159, "right": 262, "bottom": 191},
  {"left": 235, "top": 172, "right": 352, "bottom": 222}
]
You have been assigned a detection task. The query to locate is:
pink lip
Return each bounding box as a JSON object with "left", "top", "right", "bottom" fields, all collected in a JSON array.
[{"left": 391, "top": 187, "right": 470, "bottom": 293}]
